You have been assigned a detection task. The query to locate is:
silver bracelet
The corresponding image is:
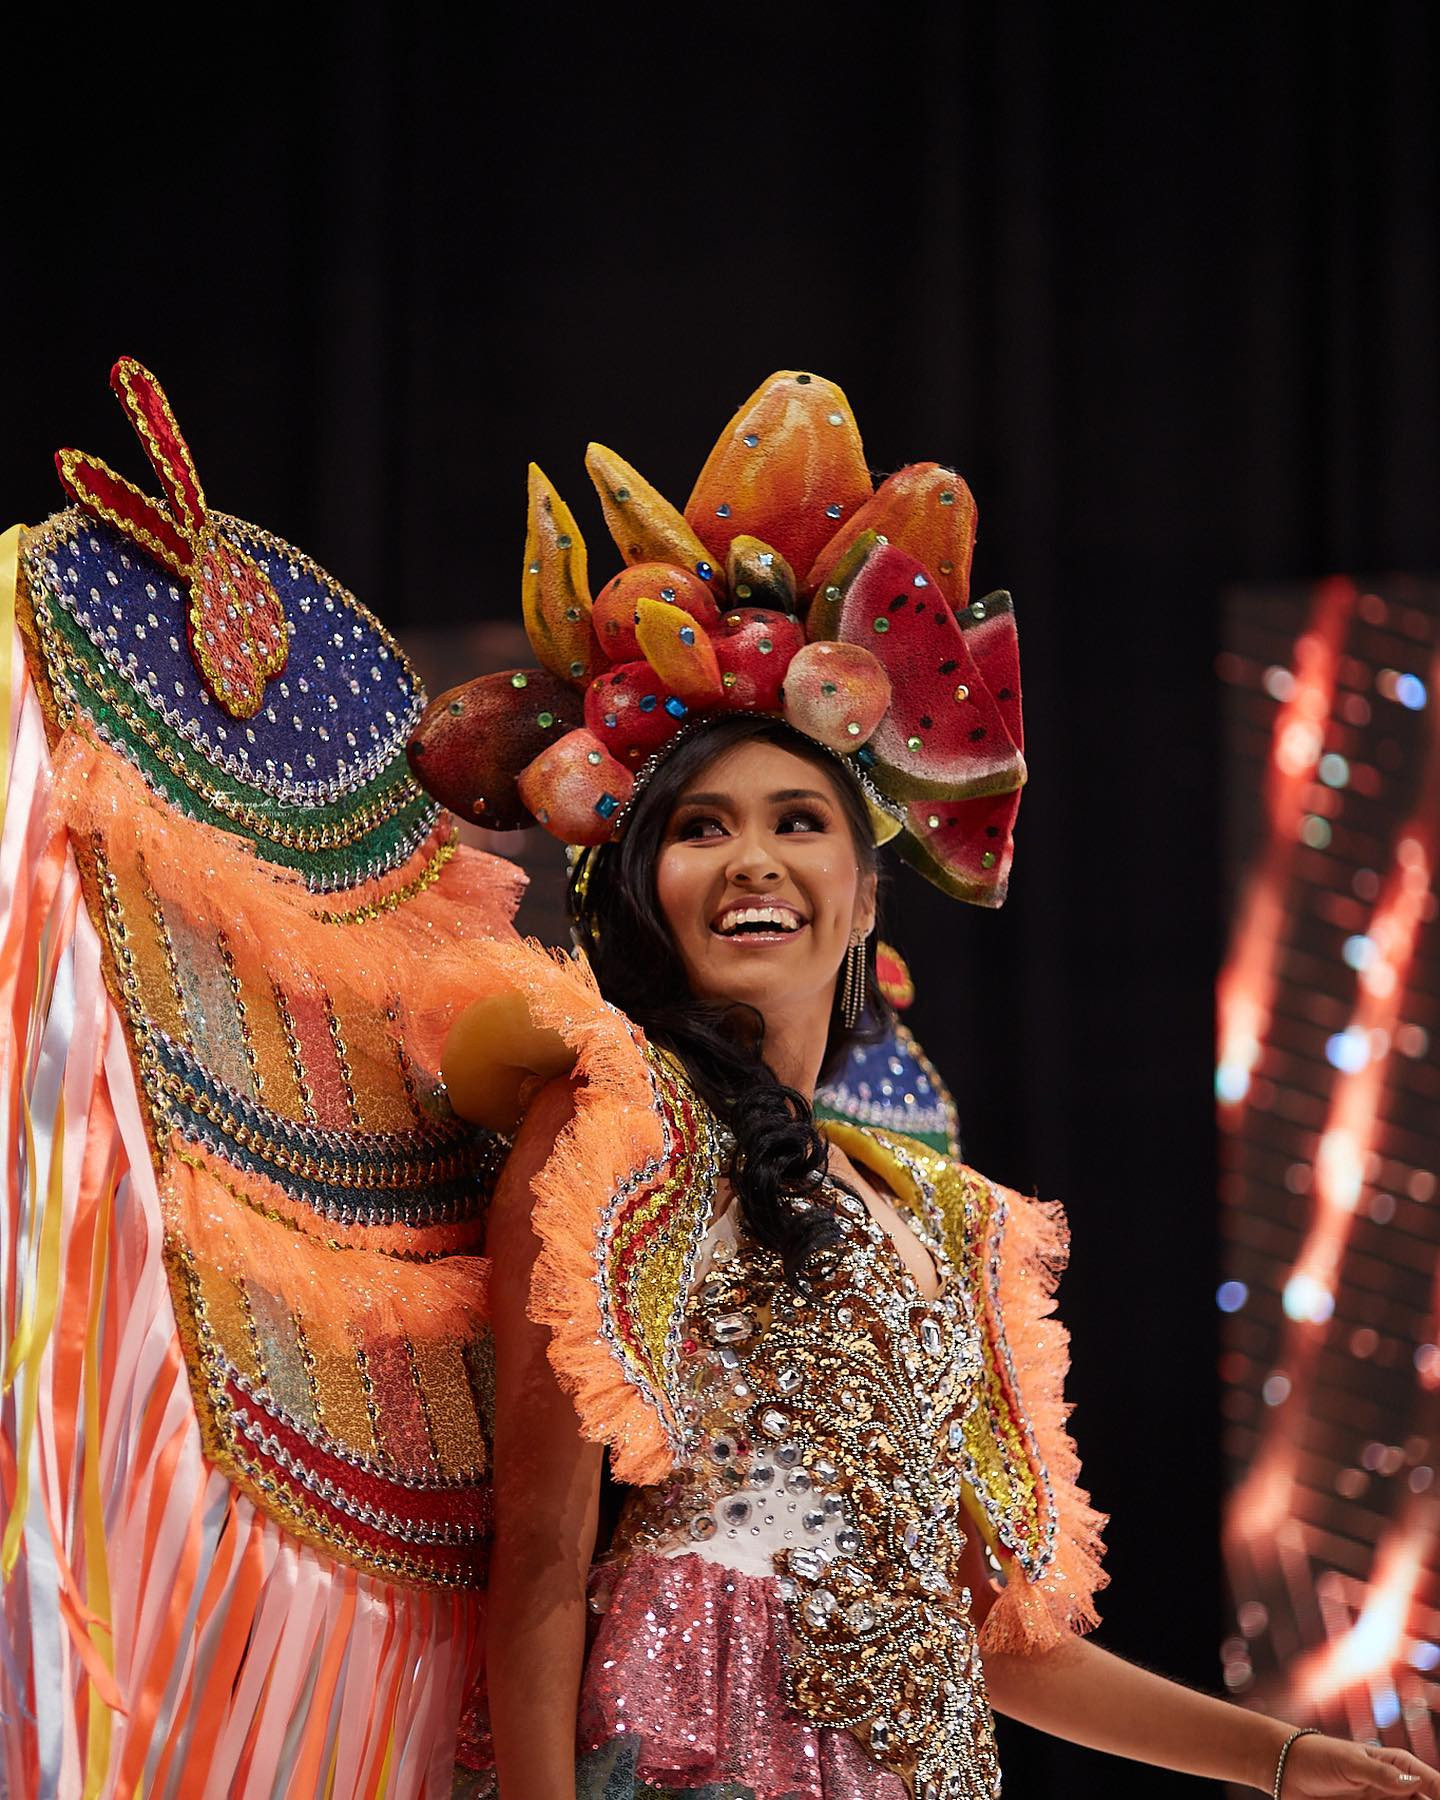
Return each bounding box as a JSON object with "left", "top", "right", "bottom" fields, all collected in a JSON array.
[{"left": 1274, "top": 1726, "right": 1320, "bottom": 1799}]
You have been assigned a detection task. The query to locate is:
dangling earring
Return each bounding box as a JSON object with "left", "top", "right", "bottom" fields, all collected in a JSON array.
[{"left": 841, "top": 930, "right": 868, "bottom": 1030}]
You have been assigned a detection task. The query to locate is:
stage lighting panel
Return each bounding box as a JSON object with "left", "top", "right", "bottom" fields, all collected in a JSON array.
[{"left": 1218, "top": 577, "right": 1438, "bottom": 1754}]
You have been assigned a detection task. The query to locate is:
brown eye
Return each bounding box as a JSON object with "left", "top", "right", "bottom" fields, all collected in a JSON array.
[{"left": 778, "top": 809, "right": 827, "bottom": 833}]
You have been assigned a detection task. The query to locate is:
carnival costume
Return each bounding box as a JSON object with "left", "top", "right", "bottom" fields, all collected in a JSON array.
[
  {"left": 0, "top": 362, "right": 521, "bottom": 1796},
  {"left": 409, "top": 371, "right": 1108, "bottom": 1800}
]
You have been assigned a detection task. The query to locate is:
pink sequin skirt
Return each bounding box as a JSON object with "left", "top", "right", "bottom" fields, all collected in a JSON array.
[{"left": 456, "top": 1550, "right": 907, "bottom": 1799}]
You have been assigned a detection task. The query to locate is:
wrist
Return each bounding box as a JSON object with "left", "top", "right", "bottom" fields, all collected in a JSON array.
[
  {"left": 1246, "top": 1716, "right": 1303, "bottom": 1794},
  {"left": 1261, "top": 1721, "right": 1319, "bottom": 1796}
]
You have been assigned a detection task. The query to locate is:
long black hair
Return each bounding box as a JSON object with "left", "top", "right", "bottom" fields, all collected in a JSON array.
[{"left": 568, "top": 713, "right": 894, "bottom": 1283}]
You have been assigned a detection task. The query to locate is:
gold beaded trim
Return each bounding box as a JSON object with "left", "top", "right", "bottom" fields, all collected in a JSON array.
[
  {"left": 169, "top": 1146, "right": 485, "bottom": 1262},
  {"left": 113, "top": 358, "right": 207, "bottom": 539},
  {"left": 144, "top": 1062, "right": 476, "bottom": 1192},
  {"left": 318, "top": 836, "right": 456, "bottom": 924},
  {"left": 166, "top": 1243, "right": 482, "bottom": 1587}
]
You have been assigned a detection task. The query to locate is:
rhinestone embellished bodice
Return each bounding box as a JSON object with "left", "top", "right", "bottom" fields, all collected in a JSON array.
[{"left": 603, "top": 1159, "right": 1004, "bottom": 1800}]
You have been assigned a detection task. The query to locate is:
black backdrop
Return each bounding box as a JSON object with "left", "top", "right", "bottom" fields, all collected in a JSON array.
[{"left": 5, "top": 4, "right": 1438, "bottom": 1792}]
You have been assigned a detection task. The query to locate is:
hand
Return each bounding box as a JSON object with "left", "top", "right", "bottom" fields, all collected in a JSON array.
[{"left": 1281, "top": 1732, "right": 1440, "bottom": 1799}]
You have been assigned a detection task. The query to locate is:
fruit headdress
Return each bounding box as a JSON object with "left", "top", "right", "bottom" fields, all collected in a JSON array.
[{"left": 407, "top": 370, "right": 1025, "bottom": 904}]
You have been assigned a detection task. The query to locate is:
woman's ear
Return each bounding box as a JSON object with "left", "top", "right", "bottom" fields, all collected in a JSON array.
[{"left": 853, "top": 866, "right": 878, "bottom": 940}]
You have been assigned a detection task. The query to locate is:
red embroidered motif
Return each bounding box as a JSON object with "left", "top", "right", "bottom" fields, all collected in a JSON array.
[
  {"left": 225, "top": 1377, "right": 487, "bottom": 1587},
  {"left": 55, "top": 358, "right": 289, "bottom": 719}
]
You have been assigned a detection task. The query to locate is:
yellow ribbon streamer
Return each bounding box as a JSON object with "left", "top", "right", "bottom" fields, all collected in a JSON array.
[
  {"left": 81, "top": 1171, "right": 119, "bottom": 1796},
  {"left": 2, "top": 1086, "right": 66, "bottom": 1576}
]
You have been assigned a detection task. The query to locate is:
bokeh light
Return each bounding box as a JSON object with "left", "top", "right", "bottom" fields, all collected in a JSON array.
[{"left": 1218, "top": 576, "right": 1439, "bottom": 1751}]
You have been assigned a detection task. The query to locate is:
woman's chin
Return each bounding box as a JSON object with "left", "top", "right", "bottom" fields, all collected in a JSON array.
[{"left": 692, "top": 956, "right": 835, "bottom": 1016}]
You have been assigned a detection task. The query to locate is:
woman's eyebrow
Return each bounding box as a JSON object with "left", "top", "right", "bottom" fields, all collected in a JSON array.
[{"left": 673, "top": 786, "right": 831, "bottom": 808}]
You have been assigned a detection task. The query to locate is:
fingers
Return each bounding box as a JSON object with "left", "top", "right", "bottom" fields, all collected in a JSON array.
[{"left": 1364, "top": 1745, "right": 1440, "bottom": 1800}]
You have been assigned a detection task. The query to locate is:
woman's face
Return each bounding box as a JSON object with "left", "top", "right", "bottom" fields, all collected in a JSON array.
[{"left": 654, "top": 737, "right": 876, "bottom": 1021}]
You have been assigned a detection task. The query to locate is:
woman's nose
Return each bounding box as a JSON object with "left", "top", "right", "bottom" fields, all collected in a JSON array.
[{"left": 726, "top": 830, "right": 781, "bottom": 885}]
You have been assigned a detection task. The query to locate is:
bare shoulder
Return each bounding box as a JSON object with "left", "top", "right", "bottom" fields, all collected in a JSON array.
[{"left": 494, "top": 1073, "right": 581, "bottom": 1200}]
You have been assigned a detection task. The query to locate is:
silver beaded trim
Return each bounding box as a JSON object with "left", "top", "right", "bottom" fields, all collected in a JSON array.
[
  {"left": 30, "top": 509, "right": 424, "bottom": 807},
  {"left": 232, "top": 1407, "right": 481, "bottom": 1544}
]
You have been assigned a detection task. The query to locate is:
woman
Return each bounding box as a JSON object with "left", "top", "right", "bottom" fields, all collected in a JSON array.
[{"left": 412, "top": 371, "right": 1438, "bottom": 1798}]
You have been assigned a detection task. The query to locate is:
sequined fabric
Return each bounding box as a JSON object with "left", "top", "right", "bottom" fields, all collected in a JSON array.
[
  {"left": 583, "top": 1554, "right": 910, "bottom": 1799},
  {"left": 599, "top": 1170, "right": 1002, "bottom": 1800},
  {"left": 455, "top": 1553, "right": 906, "bottom": 1800}
]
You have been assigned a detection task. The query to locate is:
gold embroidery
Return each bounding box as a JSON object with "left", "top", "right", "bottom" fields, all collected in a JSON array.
[
  {"left": 594, "top": 1045, "right": 719, "bottom": 1457},
  {"left": 323, "top": 990, "right": 365, "bottom": 1131},
  {"left": 318, "top": 837, "right": 456, "bottom": 924},
  {"left": 836, "top": 1129, "right": 1059, "bottom": 1582},
  {"left": 615, "top": 1159, "right": 1001, "bottom": 1796}
]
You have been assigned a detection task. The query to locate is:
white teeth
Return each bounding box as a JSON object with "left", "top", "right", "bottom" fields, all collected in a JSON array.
[{"left": 716, "top": 905, "right": 803, "bottom": 935}]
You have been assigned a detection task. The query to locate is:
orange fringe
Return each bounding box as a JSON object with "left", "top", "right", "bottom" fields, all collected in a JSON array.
[
  {"left": 417, "top": 940, "right": 680, "bottom": 1487},
  {"left": 164, "top": 1146, "right": 489, "bottom": 1362},
  {"left": 976, "top": 1182, "right": 1109, "bottom": 1656},
  {"left": 49, "top": 728, "right": 525, "bottom": 1014},
  {"left": 519, "top": 959, "right": 681, "bottom": 1487}
]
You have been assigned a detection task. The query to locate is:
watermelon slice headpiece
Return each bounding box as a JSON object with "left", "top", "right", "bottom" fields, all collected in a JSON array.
[{"left": 407, "top": 370, "right": 1026, "bottom": 904}]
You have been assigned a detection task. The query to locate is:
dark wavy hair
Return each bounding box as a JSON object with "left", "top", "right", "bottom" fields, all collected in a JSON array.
[{"left": 568, "top": 713, "right": 894, "bottom": 1283}]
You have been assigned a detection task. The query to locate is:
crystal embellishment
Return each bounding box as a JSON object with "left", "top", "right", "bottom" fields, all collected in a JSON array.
[{"left": 802, "top": 1588, "right": 839, "bottom": 1628}]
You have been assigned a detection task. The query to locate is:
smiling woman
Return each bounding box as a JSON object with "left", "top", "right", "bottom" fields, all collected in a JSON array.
[
  {"left": 660, "top": 748, "right": 872, "bottom": 1001},
  {"left": 411, "top": 372, "right": 1440, "bottom": 1800},
  {"left": 567, "top": 715, "right": 888, "bottom": 1288}
]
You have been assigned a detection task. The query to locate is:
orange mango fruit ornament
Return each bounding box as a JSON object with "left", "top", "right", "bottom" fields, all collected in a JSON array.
[{"left": 441, "top": 990, "right": 576, "bottom": 1135}]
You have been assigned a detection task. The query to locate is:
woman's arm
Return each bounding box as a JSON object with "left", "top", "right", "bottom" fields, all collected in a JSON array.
[
  {"left": 486, "top": 1077, "right": 605, "bottom": 1800},
  {"left": 984, "top": 1634, "right": 1437, "bottom": 1796}
]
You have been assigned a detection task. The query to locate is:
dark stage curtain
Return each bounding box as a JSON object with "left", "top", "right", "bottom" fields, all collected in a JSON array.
[{"left": 4, "top": 4, "right": 1437, "bottom": 1791}]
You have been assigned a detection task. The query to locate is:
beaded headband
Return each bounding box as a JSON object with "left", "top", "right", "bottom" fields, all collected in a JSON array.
[{"left": 406, "top": 370, "right": 1026, "bottom": 904}]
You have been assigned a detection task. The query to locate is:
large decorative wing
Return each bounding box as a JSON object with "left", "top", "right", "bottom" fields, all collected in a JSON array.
[{"left": 5, "top": 478, "right": 524, "bottom": 1795}]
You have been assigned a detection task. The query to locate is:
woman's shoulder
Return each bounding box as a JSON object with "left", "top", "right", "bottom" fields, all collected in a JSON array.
[
  {"left": 503, "top": 1020, "right": 710, "bottom": 1161},
  {"left": 818, "top": 1115, "right": 997, "bottom": 1233},
  {"left": 496, "top": 1006, "right": 722, "bottom": 1487}
]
